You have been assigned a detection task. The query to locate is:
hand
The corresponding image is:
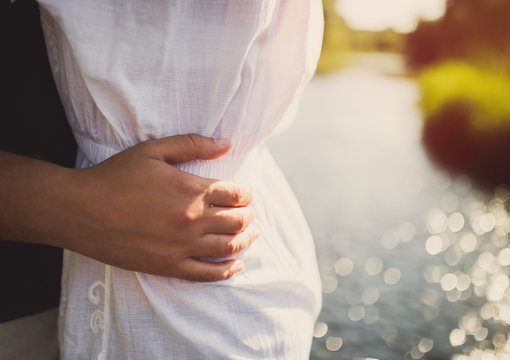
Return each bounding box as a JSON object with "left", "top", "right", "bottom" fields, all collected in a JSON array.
[
  {"left": 0, "top": 134, "right": 257, "bottom": 282},
  {"left": 66, "top": 134, "right": 257, "bottom": 281}
]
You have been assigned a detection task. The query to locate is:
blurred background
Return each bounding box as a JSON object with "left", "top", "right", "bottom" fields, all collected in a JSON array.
[{"left": 267, "top": 0, "right": 510, "bottom": 359}]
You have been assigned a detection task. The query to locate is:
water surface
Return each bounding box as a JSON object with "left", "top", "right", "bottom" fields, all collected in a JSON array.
[{"left": 268, "top": 55, "right": 510, "bottom": 360}]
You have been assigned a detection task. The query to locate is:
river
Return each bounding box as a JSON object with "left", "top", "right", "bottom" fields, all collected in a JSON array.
[{"left": 267, "top": 53, "right": 510, "bottom": 360}]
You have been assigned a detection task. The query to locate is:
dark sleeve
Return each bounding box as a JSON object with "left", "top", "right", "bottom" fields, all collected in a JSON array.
[{"left": 0, "top": 0, "right": 77, "bottom": 322}]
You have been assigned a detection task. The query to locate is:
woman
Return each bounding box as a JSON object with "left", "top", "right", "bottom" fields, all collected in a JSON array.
[{"left": 38, "top": 1, "right": 323, "bottom": 358}]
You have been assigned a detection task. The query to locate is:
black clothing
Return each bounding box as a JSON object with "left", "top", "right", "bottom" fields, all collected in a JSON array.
[{"left": 0, "top": 0, "right": 77, "bottom": 322}]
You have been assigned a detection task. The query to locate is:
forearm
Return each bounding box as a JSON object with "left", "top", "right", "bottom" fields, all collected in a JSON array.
[
  {"left": 0, "top": 135, "right": 255, "bottom": 280},
  {"left": 0, "top": 150, "right": 76, "bottom": 248}
]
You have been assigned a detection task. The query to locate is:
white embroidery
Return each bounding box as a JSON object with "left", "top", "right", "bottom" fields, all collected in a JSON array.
[
  {"left": 88, "top": 280, "right": 106, "bottom": 334},
  {"left": 90, "top": 310, "right": 105, "bottom": 334},
  {"left": 97, "top": 266, "right": 112, "bottom": 360},
  {"left": 88, "top": 280, "right": 105, "bottom": 305}
]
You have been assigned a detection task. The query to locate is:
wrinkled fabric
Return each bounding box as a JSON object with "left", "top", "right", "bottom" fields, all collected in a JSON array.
[{"left": 38, "top": 1, "right": 323, "bottom": 358}]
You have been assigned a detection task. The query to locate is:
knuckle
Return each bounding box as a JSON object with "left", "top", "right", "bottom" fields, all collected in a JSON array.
[
  {"left": 177, "top": 177, "right": 203, "bottom": 196},
  {"left": 221, "top": 268, "right": 232, "bottom": 280},
  {"left": 185, "top": 133, "right": 203, "bottom": 150},
  {"left": 232, "top": 213, "right": 246, "bottom": 231},
  {"left": 177, "top": 209, "right": 198, "bottom": 225},
  {"left": 231, "top": 186, "right": 242, "bottom": 204},
  {"left": 139, "top": 138, "right": 159, "bottom": 154},
  {"left": 229, "top": 184, "right": 252, "bottom": 205},
  {"left": 224, "top": 239, "right": 238, "bottom": 257}
]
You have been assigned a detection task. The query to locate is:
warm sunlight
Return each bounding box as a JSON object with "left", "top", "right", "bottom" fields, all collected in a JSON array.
[{"left": 336, "top": 0, "right": 447, "bottom": 33}]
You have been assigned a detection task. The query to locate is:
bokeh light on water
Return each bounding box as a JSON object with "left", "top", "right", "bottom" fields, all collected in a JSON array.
[
  {"left": 268, "top": 55, "right": 510, "bottom": 359},
  {"left": 310, "top": 170, "right": 510, "bottom": 359}
]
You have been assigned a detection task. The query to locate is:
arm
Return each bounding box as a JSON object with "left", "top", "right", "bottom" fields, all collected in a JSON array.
[{"left": 0, "top": 134, "right": 256, "bottom": 281}]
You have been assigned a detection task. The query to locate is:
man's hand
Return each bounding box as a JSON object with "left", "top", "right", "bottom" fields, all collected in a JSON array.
[{"left": 0, "top": 134, "right": 257, "bottom": 281}]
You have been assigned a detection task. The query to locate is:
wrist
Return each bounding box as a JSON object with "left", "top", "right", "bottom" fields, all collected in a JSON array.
[{"left": 0, "top": 151, "right": 81, "bottom": 249}]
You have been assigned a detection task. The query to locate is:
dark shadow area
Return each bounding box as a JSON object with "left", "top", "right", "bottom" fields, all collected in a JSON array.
[
  {"left": 0, "top": 0, "right": 77, "bottom": 322},
  {"left": 405, "top": 0, "right": 510, "bottom": 72},
  {"left": 423, "top": 102, "right": 510, "bottom": 187}
]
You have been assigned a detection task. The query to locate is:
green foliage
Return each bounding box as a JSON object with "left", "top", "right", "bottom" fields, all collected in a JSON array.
[
  {"left": 420, "top": 62, "right": 510, "bottom": 185},
  {"left": 316, "top": 0, "right": 348, "bottom": 73},
  {"left": 317, "top": 0, "right": 404, "bottom": 74},
  {"left": 419, "top": 62, "right": 510, "bottom": 131}
]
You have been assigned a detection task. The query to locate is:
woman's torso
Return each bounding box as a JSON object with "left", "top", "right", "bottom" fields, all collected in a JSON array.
[
  {"left": 38, "top": 1, "right": 323, "bottom": 359},
  {"left": 39, "top": 0, "right": 323, "bottom": 171}
]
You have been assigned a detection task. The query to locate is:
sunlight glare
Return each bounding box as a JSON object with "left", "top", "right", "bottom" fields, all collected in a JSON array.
[{"left": 336, "top": 0, "right": 447, "bottom": 33}]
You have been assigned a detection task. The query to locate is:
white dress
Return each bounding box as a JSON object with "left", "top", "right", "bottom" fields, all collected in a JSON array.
[{"left": 37, "top": 1, "right": 323, "bottom": 359}]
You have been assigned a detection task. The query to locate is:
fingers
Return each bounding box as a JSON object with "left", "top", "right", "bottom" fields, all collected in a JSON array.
[
  {"left": 142, "top": 134, "right": 232, "bottom": 164},
  {"left": 205, "top": 206, "right": 255, "bottom": 234},
  {"left": 179, "top": 258, "right": 245, "bottom": 282},
  {"left": 205, "top": 181, "right": 252, "bottom": 207},
  {"left": 196, "top": 227, "right": 259, "bottom": 258}
]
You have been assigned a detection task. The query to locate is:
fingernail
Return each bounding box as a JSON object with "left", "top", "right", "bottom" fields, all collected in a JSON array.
[{"left": 214, "top": 138, "right": 231, "bottom": 148}]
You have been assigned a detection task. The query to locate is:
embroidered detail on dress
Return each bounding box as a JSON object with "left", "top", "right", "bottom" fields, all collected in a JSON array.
[
  {"left": 90, "top": 309, "right": 105, "bottom": 334},
  {"left": 88, "top": 280, "right": 105, "bottom": 305},
  {"left": 88, "top": 280, "right": 106, "bottom": 333}
]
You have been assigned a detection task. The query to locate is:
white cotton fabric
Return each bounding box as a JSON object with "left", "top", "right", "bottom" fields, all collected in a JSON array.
[{"left": 37, "top": 1, "right": 323, "bottom": 359}]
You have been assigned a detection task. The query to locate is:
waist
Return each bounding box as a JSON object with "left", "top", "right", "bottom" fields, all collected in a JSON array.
[{"left": 75, "top": 136, "right": 265, "bottom": 182}]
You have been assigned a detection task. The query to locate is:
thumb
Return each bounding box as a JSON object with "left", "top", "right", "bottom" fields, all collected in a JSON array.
[{"left": 143, "top": 134, "right": 232, "bottom": 164}]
